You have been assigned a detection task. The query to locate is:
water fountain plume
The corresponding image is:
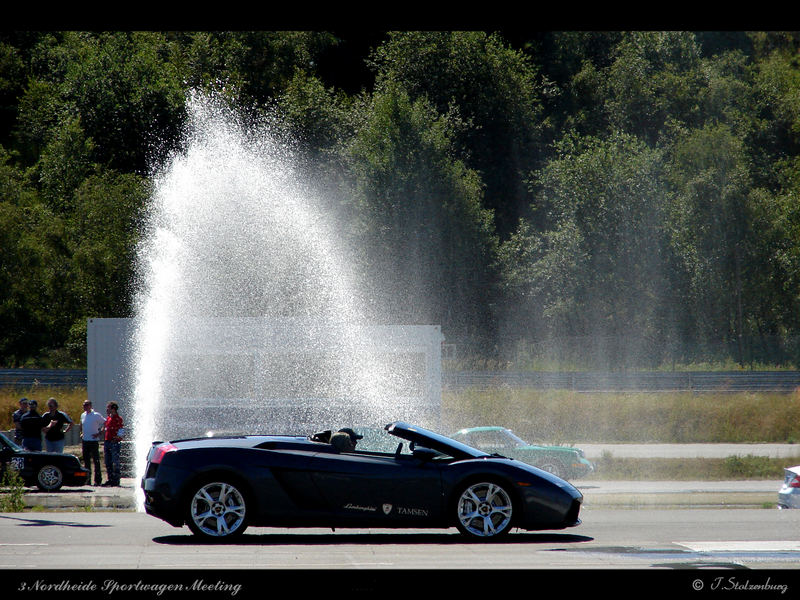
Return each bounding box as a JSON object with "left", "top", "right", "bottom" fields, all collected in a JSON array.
[{"left": 129, "top": 93, "right": 424, "bottom": 506}]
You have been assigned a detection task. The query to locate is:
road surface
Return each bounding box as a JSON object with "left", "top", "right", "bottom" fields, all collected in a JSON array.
[{"left": 2, "top": 508, "right": 799, "bottom": 570}]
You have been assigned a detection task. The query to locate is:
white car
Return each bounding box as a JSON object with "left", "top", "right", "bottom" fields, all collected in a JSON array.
[{"left": 777, "top": 465, "right": 800, "bottom": 509}]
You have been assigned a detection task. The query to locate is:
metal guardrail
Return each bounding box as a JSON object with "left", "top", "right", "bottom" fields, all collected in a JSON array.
[
  {"left": 3, "top": 368, "right": 800, "bottom": 392},
  {"left": 0, "top": 369, "right": 87, "bottom": 387},
  {"left": 443, "top": 371, "right": 800, "bottom": 392}
]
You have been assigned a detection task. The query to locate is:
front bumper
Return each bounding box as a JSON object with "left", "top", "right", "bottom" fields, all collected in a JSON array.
[{"left": 572, "top": 458, "right": 595, "bottom": 477}]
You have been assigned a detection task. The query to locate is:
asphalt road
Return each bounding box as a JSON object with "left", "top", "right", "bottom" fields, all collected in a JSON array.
[
  {"left": 5, "top": 443, "right": 799, "bottom": 594},
  {"left": 2, "top": 508, "right": 799, "bottom": 571}
]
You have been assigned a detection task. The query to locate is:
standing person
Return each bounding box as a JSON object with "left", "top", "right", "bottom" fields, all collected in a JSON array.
[
  {"left": 12, "top": 398, "right": 29, "bottom": 445},
  {"left": 100, "top": 402, "right": 124, "bottom": 487},
  {"left": 20, "top": 400, "right": 43, "bottom": 451},
  {"left": 79, "top": 400, "right": 104, "bottom": 486},
  {"left": 41, "top": 397, "right": 73, "bottom": 453}
]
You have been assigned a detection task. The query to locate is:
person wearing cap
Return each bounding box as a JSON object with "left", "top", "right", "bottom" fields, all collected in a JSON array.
[
  {"left": 330, "top": 428, "right": 363, "bottom": 452},
  {"left": 80, "top": 400, "right": 105, "bottom": 485},
  {"left": 12, "top": 398, "right": 29, "bottom": 445}
]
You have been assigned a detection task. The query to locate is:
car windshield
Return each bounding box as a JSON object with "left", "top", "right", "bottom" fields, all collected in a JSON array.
[
  {"left": 456, "top": 428, "right": 529, "bottom": 450},
  {"left": 352, "top": 427, "right": 413, "bottom": 454},
  {"left": 0, "top": 431, "right": 22, "bottom": 452},
  {"left": 341, "top": 423, "right": 487, "bottom": 461},
  {"left": 385, "top": 422, "right": 489, "bottom": 460}
]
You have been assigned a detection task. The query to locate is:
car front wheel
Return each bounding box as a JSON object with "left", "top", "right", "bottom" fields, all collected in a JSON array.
[
  {"left": 186, "top": 480, "right": 248, "bottom": 540},
  {"left": 36, "top": 464, "right": 64, "bottom": 491},
  {"left": 454, "top": 481, "right": 514, "bottom": 540}
]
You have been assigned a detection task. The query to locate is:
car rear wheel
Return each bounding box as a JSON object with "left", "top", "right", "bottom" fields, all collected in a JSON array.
[
  {"left": 454, "top": 481, "right": 514, "bottom": 540},
  {"left": 36, "top": 464, "right": 64, "bottom": 491},
  {"left": 186, "top": 480, "right": 248, "bottom": 540}
]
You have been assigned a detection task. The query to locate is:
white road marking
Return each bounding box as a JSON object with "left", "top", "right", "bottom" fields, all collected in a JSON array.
[
  {"left": 0, "top": 543, "right": 48, "bottom": 546},
  {"left": 676, "top": 541, "right": 800, "bottom": 552},
  {"left": 150, "top": 562, "right": 394, "bottom": 568}
]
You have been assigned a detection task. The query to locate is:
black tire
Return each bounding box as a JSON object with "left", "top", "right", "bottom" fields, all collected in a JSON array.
[
  {"left": 185, "top": 479, "right": 249, "bottom": 541},
  {"left": 453, "top": 480, "right": 515, "bottom": 540},
  {"left": 36, "top": 464, "right": 64, "bottom": 491}
]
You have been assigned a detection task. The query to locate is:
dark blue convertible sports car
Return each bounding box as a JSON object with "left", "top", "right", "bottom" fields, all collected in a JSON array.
[{"left": 141, "top": 421, "right": 583, "bottom": 541}]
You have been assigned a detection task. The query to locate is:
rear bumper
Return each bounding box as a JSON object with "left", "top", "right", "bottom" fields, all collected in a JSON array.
[
  {"left": 778, "top": 488, "right": 800, "bottom": 509},
  {"left": 142, "top": 482, "right": 184, "bottom": 526},
  {"left": 65, "top": 468, "right": 89, "bottom": 486},
  {"left": 141, "top": 467, "right": 186, "bottom": 527}
]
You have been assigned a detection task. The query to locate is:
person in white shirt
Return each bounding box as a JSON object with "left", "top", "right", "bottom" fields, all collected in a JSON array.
[{"left": 80, "top": 400, "right": 105, "bottom": 485}]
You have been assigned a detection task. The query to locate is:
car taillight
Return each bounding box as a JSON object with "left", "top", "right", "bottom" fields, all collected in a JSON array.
[
  {"left": 150, "top": 443, "right": 177, "bottom": 464},
  {"left": 789, "top": 476, "right": 800, "bottom": 488}
]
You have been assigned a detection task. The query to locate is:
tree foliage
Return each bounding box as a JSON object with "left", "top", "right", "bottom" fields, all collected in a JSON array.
[
  {"left": 1, "top": 30, "right": 800, "bottom": 368},
  {"left": 341, "top": 82, "right": 498, "bottom": 344}
]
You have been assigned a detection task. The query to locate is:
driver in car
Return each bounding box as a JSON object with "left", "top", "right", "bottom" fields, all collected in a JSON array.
[{"left": 330, "top": 428, "right": 363, "bottom": 452}]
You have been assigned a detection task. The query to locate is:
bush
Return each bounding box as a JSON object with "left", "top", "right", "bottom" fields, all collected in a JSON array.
[
  {"left": 723, "top": 454, "right": 778, "bottom": 479},
  {"left": 0, "top": 468, "right": 25, "bottom": 512}
]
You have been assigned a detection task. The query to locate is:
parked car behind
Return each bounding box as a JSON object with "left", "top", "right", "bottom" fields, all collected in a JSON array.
[
  {"left": 450, "top": 426, "right": 594, "bottom": 480},
  {"left": 0, "top": 431, "right": 88, "bottom": 491},
  {"left": 777, "top": 465, "right": 800, "bottom": 509}
]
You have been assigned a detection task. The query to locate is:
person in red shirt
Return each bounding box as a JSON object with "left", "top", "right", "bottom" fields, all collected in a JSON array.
[{"left": 100, "top": 402, "right": 124, "bottom": 486}]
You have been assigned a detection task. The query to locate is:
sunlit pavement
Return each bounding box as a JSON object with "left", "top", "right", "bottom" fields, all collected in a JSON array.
[
  {"left": 574, "top": 479, "right": 778, "bottom": 508},
  {"left": 21, "top": 478, "right": 139, "bottom": 510}
]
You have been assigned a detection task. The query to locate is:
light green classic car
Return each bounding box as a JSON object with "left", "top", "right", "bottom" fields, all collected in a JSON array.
[{"left": 450, "top": 426, "right": 595, "bottom": 480}]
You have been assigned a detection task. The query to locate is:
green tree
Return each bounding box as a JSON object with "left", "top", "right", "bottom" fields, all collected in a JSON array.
[
  {"left": 604, "top": 31, "right": 706, "bottom": 143},
  {"left": 368, "top": 31, "right": 546, "bottom": 237},
  {"left": 16, "top": 32, "right": 186, "bottom": 175},
  {"left": 666, "top": 124, "right": 755, "bottom": 363},
  {"left": 0, "top": 38, "right": 26, "bottom": 148},
  {"left": 341, "top": 82, "right": 499, "bottom": 346},
  {"left": 64, "top": 170, "right": 149, "bottom": 360},
  {"left": 276, "top": 69, "right": 356, "bottom": 161},
  {"left": 500, "top": 131, "right": 671, "bottom": 367},
  {"left": 0, "top": 146, "right": 71, "bottom": 365},
  {"left": 177, "top": 31, "right": 338, "bottom": 106}
]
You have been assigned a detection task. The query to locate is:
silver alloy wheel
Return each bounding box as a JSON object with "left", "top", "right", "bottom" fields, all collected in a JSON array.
[
  {"left": 456, "top": 481, "right": 513, "bottom": 538},
  {"left": 37, "top": 465, "right": 63, "bottom": 491},
  {"left": 190, "top": 482, "right": 247, "bottom": 538}
]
